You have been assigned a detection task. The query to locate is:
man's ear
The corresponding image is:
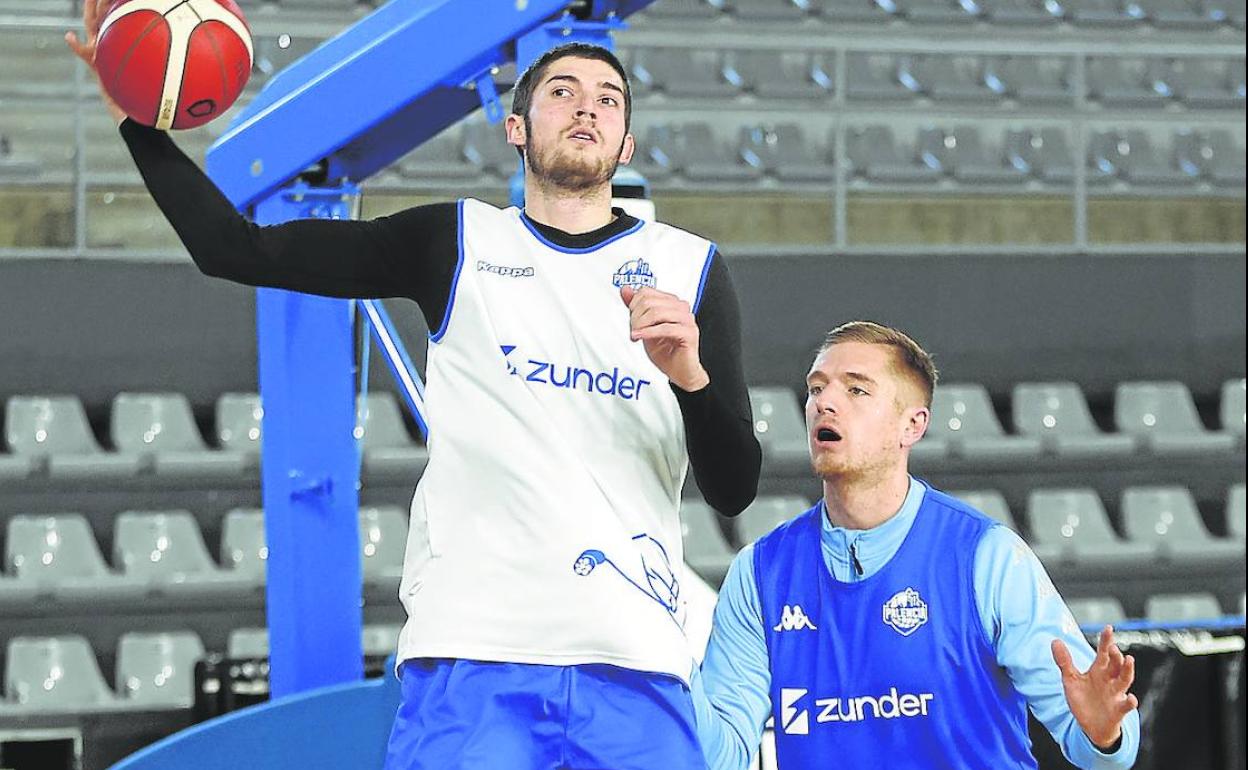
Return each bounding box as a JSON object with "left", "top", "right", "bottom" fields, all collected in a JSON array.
[
  {"left": 618, "top": 132, "right": 635, "bottom": 165},
  {"left": 505, "top": 113, "right": 526, "bottom": 150},
  {"left": 900, "top": 406, "right": 930, "bottom": 449}
]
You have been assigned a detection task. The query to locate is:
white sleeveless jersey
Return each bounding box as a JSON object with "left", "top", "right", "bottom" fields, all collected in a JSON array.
[{"left": 395, "top": 198, "right": 716, "bottom": 683}]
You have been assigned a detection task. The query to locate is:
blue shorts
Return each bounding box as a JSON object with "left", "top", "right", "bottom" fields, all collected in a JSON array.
[{"left": 382, "top": 659, "right": 705, "bottom": 770}]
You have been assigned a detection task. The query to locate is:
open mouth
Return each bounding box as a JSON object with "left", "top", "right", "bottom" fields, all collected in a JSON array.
[
  {"left": 569, "top": 129, "right": 597, "bottom": 144},
  {"left": 816, "top": 427, "right": 842, "bottom": 442}
]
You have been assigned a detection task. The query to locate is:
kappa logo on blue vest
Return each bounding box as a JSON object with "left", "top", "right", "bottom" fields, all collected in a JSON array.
[
  {"left": 612, "top": 258, "right": 656, "bottom": 290},
  {"left": 500, "top": 345, "right": 651, "bottom": 401},
  {"left": 882, "top": 587, "right": 929, "bottom": 636}
]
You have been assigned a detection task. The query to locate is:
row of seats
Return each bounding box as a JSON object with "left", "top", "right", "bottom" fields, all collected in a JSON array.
[
  {"left": 751, "top": 378, "right": 1244, "bottom": 471},
  {"left": 0, "top": 506, "right": 405, "bottom": 599},
  {"left": 683, "top": 484, "right": 1244, "bottom": 578},
  {"left": 0, "top": 391, "right": 425, "bottom": 481},
  {"left": 619, "top": 49, "right": 1245, "bottom": 109},
  {"left": 0, "top": 625, "right": 400, "bottom": 714},
  {"left": 640, "top": 0, "right": 1247, "bottom": 28}
]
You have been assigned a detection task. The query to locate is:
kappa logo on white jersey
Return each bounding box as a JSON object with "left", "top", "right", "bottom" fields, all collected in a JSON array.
[
  {"left": 882, "top": 587, "right": 929, "bottom": 637},
  {"left": 773, "top": 604, "right": 818, "bottom": 632}
]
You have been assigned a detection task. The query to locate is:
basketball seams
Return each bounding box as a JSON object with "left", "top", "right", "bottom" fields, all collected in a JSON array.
[
  {"left": 189, "top": 0, "right": 253, "bottom": 64},
  {"left": 157, "top": 4, "right": 199, "bottom": 129},
  {"left": 96, "top": 0, "right": 182, "bottom": 39},
  {"left": 110, "top": 14, "right": 170, "bottom": 125}
]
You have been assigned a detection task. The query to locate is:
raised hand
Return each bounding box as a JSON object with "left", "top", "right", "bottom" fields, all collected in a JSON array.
[
  {"left": 620, "top": 286, "right": 709, "bottom": 393},
  {"left": 65, "top": 0, "right": 128, "bottom": 125},
  {"left": 1051, "top": 625, "right": 1138, "bottom": 750}
]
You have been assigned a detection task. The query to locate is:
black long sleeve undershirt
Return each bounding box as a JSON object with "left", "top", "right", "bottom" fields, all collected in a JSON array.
[{"left": 119, "top": 118, "right": 760, "bottom": 515}]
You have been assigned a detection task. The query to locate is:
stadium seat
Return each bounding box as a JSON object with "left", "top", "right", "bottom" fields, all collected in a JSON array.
[
  {"left": 362, "top": 624, "right": 402, "bottom": 658},
  {"left": 949, "top": 489, "right": 1021, "bottom": 531},
  {"left": 847, "top": 125, "right": 941, "bottom": 183},
  {"left": 221, "top": 508, "right": 267, "bottom": 585},
  {"left": 747, "top": 387, "right": 812, "bottom": 474},
  {"left": 112, "top": 392, "right": 247, "bottom": 478},
  {"left": 359, "top": 506, "right": 407, "bottom": 587},
  {"left": 1026, "top": 488, "right": 1157, "bottom": 568},
  {"left": 816, "top": 0, "right": 897, "bottom": 21},
  {"left": 946, "top": 126, "right": 1030, "bottom": 183},
  {"left": 1173, "top": 128, "right": 1247, "bottom": 188},
  {"left": 1137, "top": 0, "right": 1222, "bottom": 26},
  {"left": 1228, "top": 484, "right": 1246, "bottom": 539},
  {"left": 5, "top": 395, "right": 141, "bottom": 479},
  {"left": 1087, "top": 58, "right": 1169, "bottom": 107},
  {"left": 899, "top": 0, "right": 980, "bottom": 23},
  {"left": 629, "top": 48, "right": 740, "bottom": 99},
  {"left": 633, "top": 124, "right": 680, "bottom": 181},
  {"left": 681, "top": 500, "right": 738, "bottom": 584},
  {"left": 1120, "top": 486, "right": 1244, "bottom": 567},
  {"left": 1003, "top": 128, "right": 1083, "bottom": 184},
  {"left": 681, "top": 121, "right": 763, "bottom": 182},
  {"left": 114, "top": 510, "right": 247, "bottom": 595},
  {"left": 115, "top": 631, "right": 205, "bottom": 709},
  {"left": 983, "top": 56, "right": 1073, "bottom": 104},
  {"left": 733, "top": 50, "right": 834, "bottom": 101},
  {"left": 846, "top": 54, "right": 913, "bottom": 102},
  {"left": 736, "top": 496, "right": 812, "bottom": 546},
  {"left": 1089, "top": 130, "right": 1190, "bottom": 186},
  {"left": 641, "top": 0, "right": 725, "bottom": 21},
  {"left": 1220, "top": 377, "right": 1246, "bottom": 441},
  {"left": 901, "top": 56, "right": 995, "bottom": 102},
  {"left": 399, "top": 127, "right": 478, "bottom": 182},
  {"left": 729, "top": 0, "right": 813, "bottom": 20},
  {"left": 1065, "top": 597, "right": 1127, "bottom": 627},
  {"left": 1114, "top": 381, "right": 1237, "bottom": 455},
  {"left": 985, "top": 0, "right": 1060, "bottom": 23},
  {"left": 461, "top": 119, "right": 520, "bottom": 180},
  {"left": 1204, "top": 0, "right": 1246, "bottom": 26},
  {"left": 927, "top": 384, "right": 1042, "bottom": 462},
  {"left": 5, "top": 635, "right": 116, "bottom": 713},
  {"left": 1204, "top": 130, "right": 1247, "bottom": 188},
  {"left": 739, "top": 124, "right": 834, "bottom": 183},
  {"left": 1166, "top": 58, "right": 1245, "bottom": 109},
  {"left": 1012, "top": 382, "right": 1136, "bottom": 458},
  {"left": 1145, "top": 592, "right": 1224, "bottom": 622},
  {"left": 1058, "top": 0, "right": 1140, "bottom": 25},
  {"left": 4, "top": 513, "right": 144, "bottom": 601},
  {"left": 356, "top": 392, "right": 429, "bottom": 479},
  {"left": 227, "top": 628, "right": 269, "bottom": 659},
  {"left": 215, "top": 392, "right": 263, "bottom": 470}
]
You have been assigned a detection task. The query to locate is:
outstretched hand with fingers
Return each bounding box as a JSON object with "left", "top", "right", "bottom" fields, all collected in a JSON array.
[
  {"left": 1051, "top": 625, "right": 1138, "bottom": 750},
  {"left": 620, "top": 286, "right": 709, "bottom": 393},
  {"left": 65, "top": 0, "right": 128, "bottom": 125}
]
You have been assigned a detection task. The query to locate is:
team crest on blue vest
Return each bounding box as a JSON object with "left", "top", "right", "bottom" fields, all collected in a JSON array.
[
  {"left": 882, "top": 587, "right": 929, "bottom": 637},
  {"left": 612, "top": 258, "right": 656, "bottom": 290}
]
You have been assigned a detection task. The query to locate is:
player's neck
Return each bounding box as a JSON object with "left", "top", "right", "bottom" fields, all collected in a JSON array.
[
  {"left": 522, "top": 180, "right": 615, "bottom": 235},
  {"left": 821, "top": 468, "right": 910, "bottom": 531}
]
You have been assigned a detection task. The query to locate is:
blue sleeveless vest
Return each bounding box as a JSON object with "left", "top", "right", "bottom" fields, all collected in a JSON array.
[{"left": 755, "top": 489, "right": 1037, "bottom": 769}]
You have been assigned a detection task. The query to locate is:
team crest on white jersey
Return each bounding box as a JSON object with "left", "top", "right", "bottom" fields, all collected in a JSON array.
[
  {"left": 612, "top": 258, "right": 656, "bottom": 290},
  {"left": 883, "top": 588, "right": 929, "bottom": 636},
  {"left": 773, "top": 604, "right": 818, "bottom": 632}
]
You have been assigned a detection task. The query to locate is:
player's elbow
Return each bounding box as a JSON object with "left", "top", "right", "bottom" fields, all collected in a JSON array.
[{"left": 706, "top": 439, "right": 761, "bottom": 518}]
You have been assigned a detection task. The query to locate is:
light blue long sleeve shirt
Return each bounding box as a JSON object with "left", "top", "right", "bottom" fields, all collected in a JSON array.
[{"left": 692, "top": 477, "right": 1140, "bottom": 770}]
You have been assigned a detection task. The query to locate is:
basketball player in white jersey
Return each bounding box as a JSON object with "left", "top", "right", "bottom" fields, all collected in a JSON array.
[{"left": 70, "top": 2, "right": 761, "bottom": 767}]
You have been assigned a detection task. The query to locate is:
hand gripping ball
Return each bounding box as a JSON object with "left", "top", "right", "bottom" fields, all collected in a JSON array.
[{"left": 95, "top": 0, "right": 252, "bottom": 130}]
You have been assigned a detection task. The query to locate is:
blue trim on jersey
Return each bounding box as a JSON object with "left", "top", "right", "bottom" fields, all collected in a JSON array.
[
  {"left": 691, "top": 244, "right": 717, "bottom": 315},
  {"left": 429, "top": 198, "right": 466, "bottom": 343},
  {"left": 518, "top": 210, "right": 646, "bottom": 254}
]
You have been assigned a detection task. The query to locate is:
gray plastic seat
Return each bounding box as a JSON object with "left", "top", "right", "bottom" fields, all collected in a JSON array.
[
  {"left": 4, "top": 513, "right": 144, "bottom": 601},
  {"left": 899, "top": 0, "right": 980, "bottom": 22},
  {"left": 215, "top": 392, "right": 263, "bottom": 471},
  {"left": 681, "top": 122, "right": 762, "bottom": 183},
  {"left": 984, "top": 56, "right": 1073, "bottom": 104},
  {"left": 1089, "top": 130, "right": 1189, "bottom": 186},
  {"left": 1088, "top": 59, "right": 1169, "bottom": 107},
  {"left": 681, "top": 500, "right": 738, "bottom": 584},
  {"left": 927, "top": 384, "right": 1042, "bottom": 463},
  {"left": 1204, "top": 0, "right": 1245, "bottom": 26},
  {"left": 112, "top": 392, "right": 246, "bottom": 478},
  {"left": 847, "top": 125, "right": 940, "bottom": 183},
  {"left": 1138, "top": 0, "right": 1221, "bottom": 26},
  {"left": 633, "top": 124, "right": 679, "bottom": 181},
  {"left": 399, "top": 127, "right": 478, "bottom": 182},
  {"left": 359, "top": 506, "right": 407, "bottom": 587},
  {"left": 730, "top": 0, "right": 813, "bottom": 19},
  {"left": 1065, "top": 597, "right": 1127, "bottom": 627},
  {"left": 357, "top": 391, "right": 429, "bottom": 479},
  {"left": 1027, "top": 488, "right": 1157, "bottom": 568},
  {"left": 949, "top": 489, "right": 1020, "bottom": 531},
  {"left": 1204, "top": 130, "right": 1247, "bottom": 188},
  {"left": 221, "top": 508, "right": 267, "bottom": 585},
  {"left": 1173, "top": 129, "right": 1247, "bottom": 188},
  {"left": 1166, "top": 58, "right": 1245, "bottom": 109},
  {"left": 1220, "top": 378, "right": 1245, "bottom": 441},
  {"left": 1004, "top": 127, "right": 1087, "bottom": 185},
  {"left": 901, "top": 56, "right": 994, "bottom": 102},
  {"left": 1059, "top": 0, "right": 1139, "bottom": 25},
  {"left": 985, "top": 0, "right": 1060, "bottom": 22},
  {"left": 5, "top": 635, "right": 116, "bottom": 713},
  {"left": 740, "top": 124, "right": 834, "bottom": 183},
  {"left": 736, "top": 496, "right": 812, "bottom": 546},
  {"left": 846, "top": 54, "right": 913, "bottom": 102},
  {"left": 114, "top": 510, "right": 245, "bottom": 595},
  {"left": 461, "top": 119, "right": 519, "bottom": 180},
  {"left": 5, "top": 395, "right": 140, "bottom": 479},
  {"left": 1114, "top": 381, "right": 1236, "bottom": 455},
  {"left": 816, "top": 0, "right": 897, "bottom": 20},
  {"left": 1228, "top": 484, "right": 1245, "bottom": 539},
  {"left": 1120, "top": 486, "right": 1244, "bottom": 566},
  {"left": 362, "top": 624, "right": 402, "bottom": 658},
  {"left": 1145, "top": 592, "right": 1224, "bottom": 622},
  {"left": 641, "top": 0, "right": 725, "bottom": 20},
  {"left": 734, "top": 50, "right": 833, "bottom": 101},
  {"left": 227, "top": 628, "right": 269, "bottom": 659},
  {"left": 1012, "top": 382, "right": 1136, "bottom": 458},
  {"left": 116, "top": 631, "right": 205, "bottom": 709},
  {"left": 748, "top": 387, "right": 812, "bottom": 474},
  {"left": 945, "top": 126, "right": 1028, "bottom": 183},
  {"left": 630, "top": 48, "right": 739, "bottom": 99}
]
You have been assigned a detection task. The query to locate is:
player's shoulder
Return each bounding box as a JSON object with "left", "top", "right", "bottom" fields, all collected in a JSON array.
[
  {"left": 921, "top": 485, "right": 1001, "bottom": 534},
  {"left": 645, "top": 217, "right": 716, "bottom": 255},
  {"left": 753, "top": 501, "right": 822, "bottom": 552}
]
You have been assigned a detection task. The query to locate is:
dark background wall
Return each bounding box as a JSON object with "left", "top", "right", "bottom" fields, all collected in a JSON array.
[{"left": 1, "top": 251, "right": 1243, "bottom": 420}]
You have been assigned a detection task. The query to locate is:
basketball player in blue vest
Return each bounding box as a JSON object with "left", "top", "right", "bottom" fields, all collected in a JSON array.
[
  {"left": 70, "top": 3, "right": 761, "bottom": 766},
  {"left": 691, "top": 321, "right": 1139, "bottom": 769}
]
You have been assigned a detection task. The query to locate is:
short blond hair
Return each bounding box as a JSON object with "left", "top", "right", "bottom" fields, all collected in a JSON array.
[{"left": 819, "top": 321, "right": 938, "bottom": 408}]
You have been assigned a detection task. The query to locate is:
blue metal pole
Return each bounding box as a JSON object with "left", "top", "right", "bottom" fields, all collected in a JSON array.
[{"left": 255, "top": 182, "right": 364, "bottom": 697}]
